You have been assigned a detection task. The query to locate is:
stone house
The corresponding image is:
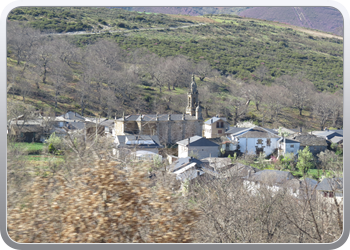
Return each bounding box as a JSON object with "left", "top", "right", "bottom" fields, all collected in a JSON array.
[
  {"left": 289, "top": 133, "right": 328, "bottom": 155},
  {"left": 316, "top": 177, "right": 343, "bottom": 204},
  {"left": 202, "top": 116, "right": 230, "bottom": 138},
  {"left": 243, "top": 170, "right": 299, "bottom": 197},
  {"left": 169, "top": 157, "right": 206, "bottom": 182},
  {"left": 113, "top": 135, "right": 163, "bottom": 156},
  {"left": 176, "top": 135, "right": 220, "bottom": 159},
  {"left": 114, "top": 76, "right": 203, "bottom": 145}
]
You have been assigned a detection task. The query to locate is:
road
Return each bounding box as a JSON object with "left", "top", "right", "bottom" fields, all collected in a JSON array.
[{"left": 44, "top": 23, "right": 208, "bottom": 36}]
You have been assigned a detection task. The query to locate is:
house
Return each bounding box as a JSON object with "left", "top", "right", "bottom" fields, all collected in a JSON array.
[
  {"left": 316, "top": 177, "right": 343, "bottom": 204},
  {"left": 130, "top": 150, "right": 163, "bottom": 162},
  {"left": 243, "top": 169, "right": 298, "bottom": 196},
  {"left": 169, "top": 157, "right": 207, "bottom": 182},
  {"left": 274, "top": 127, "right": 300, "bottom": 136},
  {"left": 176, "top": 135, "right": 220, "bottom": 159},
  {"left": 114, "top": 76, "right": 203, "bottom": 145},
  {"left": 99, "top": 119, "right": 115, "bottom": 136},
  {"left": 207, "top": 136, "right": 238, "bottom": 157},
  {"left": 113, "top": 135, "right": 163, "bottom": 158},
  {"left": 278, "top": 137, "right": 300, "bottom": 157},
  {"left": 59, "top": 111, "right": 86, "bottom": 121},
  {"left": 298, "top": 178, "right": 318, "bottom": 200},
  {"left": 310, "top": 130, "right": 343, "bottom": 146},
  {"left": 8, "top": 120, "right": 44, "bottom": 142},
  {"left": 289, "top": 133, "right": 328, "bottom": 155},
  {"left": 226, "top": 126, "right": 281, "bottom": 156},
  {"left": 202, "top": 116, "right": 230, "bottom": 138}
]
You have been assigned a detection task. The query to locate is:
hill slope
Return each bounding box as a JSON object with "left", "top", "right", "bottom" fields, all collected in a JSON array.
[{"left": 239, "top": 7, "right": 343, "bottom": 36}]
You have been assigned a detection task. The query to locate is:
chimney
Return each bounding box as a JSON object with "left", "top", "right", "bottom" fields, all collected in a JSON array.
[
  {"left": 211, "top": 118, "right": 213, "bottom": 123},
  {"left": 187, "top": 137, "right": 190, "bottom": 146},
  {"left": 216, "top": 115, "right": 219, "bottom": 118}
]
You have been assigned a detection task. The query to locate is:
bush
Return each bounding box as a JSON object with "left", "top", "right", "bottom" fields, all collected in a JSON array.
[{"left": 8, "top": 159, "right": 199, "bottom": 243}]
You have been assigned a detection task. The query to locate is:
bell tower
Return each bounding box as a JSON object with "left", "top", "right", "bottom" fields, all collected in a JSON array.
[{"left": 186, "top": 74, "right": 199, "bottom": 116}]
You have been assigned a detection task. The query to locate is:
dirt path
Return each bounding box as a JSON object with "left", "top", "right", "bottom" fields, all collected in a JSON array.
[{"left": 46, "top": 23, "right": 208, "bottom": 36}]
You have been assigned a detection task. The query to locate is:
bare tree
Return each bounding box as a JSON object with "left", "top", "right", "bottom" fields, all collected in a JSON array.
[
  {"left": 48, "top": 56, "right": 71, "bottom": 111},
  {"left": 7, "top": 21, "right": 40, "bottom": 67},
  {"left": 228, "top": 83, "right": 249, "bottom": 125},
  {"left": 194, "top": 60, "right": 213, "bottom": 82},
  {"left": 327, "top": 91, "right": 343, "bottom": 128},
  {"left": 254, "top": 64, "right": 269, "bottom": 82},
  {"left": 312, "top": 92, "right": 333, "bottom": 131},
  {"left": 262, "top": 85, "right": 289, "bottom": 125},
  {"left": 278, "top": 75, "right": 315, "bottom": 116},
  {"left": 242, "top": 81, "right": 266, "bottom": 111}
]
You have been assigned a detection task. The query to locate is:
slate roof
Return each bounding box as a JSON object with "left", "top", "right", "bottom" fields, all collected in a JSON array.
[
  {"left": 278, "top": 138, "right": 301, "bottom": 144},
  {"left": 201, "top": 157, "right": 232, "bottom": 169},
  {"left": 329, "top": 136, "right": 343, "bottom": 144},
  {"left": 311, "top": 130, "right": 343, "bottom": 137},
  {"left": 290, "top": 133, "right": 328, "bottom": 146},
  {"left": 316, "top": 177, "right": 343, "bottom": 192},
  {"left": 176, "top": 136, "right": 219, "bottom": 147},
  {"left": 234, "top": 127, "right": 281, "bottom": 139},
  {"left": 207, "top": 136, "right": 236, "bottom": 145},
  {"left": 99, "top": 119, "right": 115, "bottom": 127},
  {"left": 246, "top": 170, "right": 294, "bottom": 184},
  {"left": 67, "top": 121, "right": 86, "bottom": 130},
  {"left": 115, "top": 135, "right": 163, "bottom": 148},
  {"left": 116, "top": 114, "right": 198, "bottom": 122},
  {"left": 204, "top": 117, "right": 227, "bottom": 125},
  {"left": 169, "top": 157, "right": 203, "bottom": 172},
  {"left": 60, "top": 111, "right": 86, "bottom": 121},
  {"left": 225, "top": 127, "right": 250, "bottom": 135}
]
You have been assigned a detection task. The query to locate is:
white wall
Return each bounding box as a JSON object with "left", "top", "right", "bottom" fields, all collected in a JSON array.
[{"left": 238, "top": 137, "right": 280, "bottom": 156}]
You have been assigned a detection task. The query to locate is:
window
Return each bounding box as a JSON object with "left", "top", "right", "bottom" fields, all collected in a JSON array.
[
  {"left": 290, "top": 145, "right": 294, "bottom": 148},
  {"left": 323, "top": 192, "right": 328, "bottom": 197},
  {"left": 329, "top": 192, "right": 334, "bottom": 197},
  {"left": 221, "top": 122, "right": 224, "bottom": 128},
  {"left": 267, "top": 139, "right": 271, "bottom": 146},
  {"left": 257, "top": 139, "right": 263, "bottom": 145},
  {"left": 218, "top": 130, "right": 222, "bottom": 134}
]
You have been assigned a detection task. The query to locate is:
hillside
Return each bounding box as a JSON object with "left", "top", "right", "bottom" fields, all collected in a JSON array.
[
  {"left": 116, "top": 7, "right": 251, "bottom": 16},
  {"left": 6, "top": 7, "right": 343, "bottom": 130},
  {"left": 239, "top": 7, "right": 343, "bottom": 36}
]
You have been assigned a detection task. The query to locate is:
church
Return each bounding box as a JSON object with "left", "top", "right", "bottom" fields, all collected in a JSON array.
[{"left": 114, "top": 75, "right": 203, "bottom": 144}]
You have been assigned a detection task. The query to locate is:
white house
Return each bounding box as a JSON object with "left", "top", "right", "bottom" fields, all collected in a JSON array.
[
  {"left": 227, "top": 126, "right": 281, "bottom": 156},
  {"left": 176, "top": 135, "right": 220, "bottom": 159},
  {"left": 278, "top": 137, "right": 300, "bottom": 157}
]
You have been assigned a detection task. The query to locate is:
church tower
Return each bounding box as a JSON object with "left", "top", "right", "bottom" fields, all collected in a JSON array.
[{"left": 186, "top": 74, "right": 199, "bottom": 116}]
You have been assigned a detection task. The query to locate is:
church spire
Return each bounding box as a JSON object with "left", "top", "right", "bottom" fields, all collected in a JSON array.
[{"left": 186, "top": 74, "right": 199, "bottom": 116}]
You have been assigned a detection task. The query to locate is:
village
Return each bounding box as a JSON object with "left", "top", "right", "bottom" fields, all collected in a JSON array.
[{"left": 7, "top": 75, "right": 343, "bottom": 206}]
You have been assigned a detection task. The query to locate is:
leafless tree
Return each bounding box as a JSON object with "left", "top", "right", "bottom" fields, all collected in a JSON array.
[
  {"left": 242, "top": 81, "right": 266, "bottom": 111},
  {"left": 48, "top": 56, "right": 71, "bottom": 111},
  {"left": 164, "top": 55, "right": 192, "bottom": 90},
  {"left": 327, "top": 91, "right": 343, "bottom": 128},
  {"left": 50, "top": 38, "right": 79, "bottom": 67},
  {"left": 194, "top": 60, "right": 213, "bottom": 82},
  {"left": 254, "top": 64, "right": 269, "bottom": 82},
  {"left": 228, "top": 83, "right": 249, "bottom": 125},
  {"left": 262, "top": 85, "right": 289, "bottom": 125},
  {"left": 277, "top": 75, "right": 315, "bottom": 116},
  {"left": 7, "top": 21, "right": 40, "bottom": 67},
  {"left": 312, "top": 92, "right": 332, "bottom": 131}
]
